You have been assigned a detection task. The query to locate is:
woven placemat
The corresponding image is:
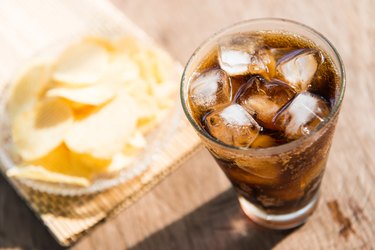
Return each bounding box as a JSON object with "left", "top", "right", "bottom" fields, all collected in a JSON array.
[
  {"left": 0, "top": 0, "right": 201, "bottom": 246},
  {"left": 3, "top": 115, "right": 201, "bottom": 246}
]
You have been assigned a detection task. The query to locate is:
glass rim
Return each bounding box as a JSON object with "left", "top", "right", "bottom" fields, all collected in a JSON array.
[{"left": 180, "top": 18, "right": 346, "bottom": 154}]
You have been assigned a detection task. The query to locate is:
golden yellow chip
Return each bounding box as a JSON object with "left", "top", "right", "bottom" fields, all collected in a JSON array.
[
  {"left": 7, "top": 144, "right": 111, "bottom": 185},
  {"left": 53, "top": 41, "right": 110, "bottom": 86},
  {"left": 12, "top": 98, "right": 73, "bottom": 161},
  {"left": 65, "top": 91, "right": 138, "bottom": 159},
  {"left": 7, "top": 63, "right": 50, "bottom": 121},
  {"left": 46, "top": 84, "right": 114, "bottom": 106},
  {"left": 7, "top": 165, "right": 90, "bottom": 187},
  {"left": 71, "top": 151, "right": 111, "bottom": 174},
  {"left": 29, "top": 144, "right": 109, "bottom": 179}
]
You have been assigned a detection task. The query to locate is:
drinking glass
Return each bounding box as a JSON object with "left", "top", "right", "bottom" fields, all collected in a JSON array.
[{"left": 180, "top": 18, "right": 345, "bottom": 229}]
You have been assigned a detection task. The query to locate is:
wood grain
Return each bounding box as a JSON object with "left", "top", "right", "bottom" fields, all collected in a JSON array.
[{"left": 1, "top": 0, "right": 375, "bottom": 249}]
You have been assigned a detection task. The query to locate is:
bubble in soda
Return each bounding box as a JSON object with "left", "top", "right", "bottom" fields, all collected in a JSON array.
[
  {"left": 235, "top": 76, "right": 295, "bottom": 129},
  {"left": 274, "top": 91, "right": 330, "bottom": 139},
  {"left": 276, "top": 49, "right": 323, "bottom": 92},
  {"left": 188, "top": 69, "right": 232, "bottom": 114},
  {"left": 204, "top": 104, "right": 261, "bottom": 147}
]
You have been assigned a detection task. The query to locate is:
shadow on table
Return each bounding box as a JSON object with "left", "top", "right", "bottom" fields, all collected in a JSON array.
[
  {"left": 130, "top": 189, "right": 293, "bottom": 250},
  {"left": 0, "top": 174, "right": 65, "bottom": 250}
]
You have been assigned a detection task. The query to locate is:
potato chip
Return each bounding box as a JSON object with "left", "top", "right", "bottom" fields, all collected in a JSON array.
[
  {"left": 124, "top": 89, "right": 158, "bottom": 134},
  {"left": 112, "top": 36, "right": 143, "bottom": 57},
  {"left": 152, "top": 81, "right": 177, "bottom": 109},
  {"left": 7, "top": 144, "right": 114, "bottom": 186},
  {"left": 106, "top": 133, "right": 147, "bottom": 173},
  {"left": 65, "top": 91, "right": 138, "bottom": 159},
  {"left": 12, "top": 98, "right": 73, "bottom": 160},
  {"left": 107, "top": 153, "right": 136, "bottom": 173},
  {"left": 71, "top": 151, "right": 110, "bottom": 173},
  {"left": 97, "top": 52, "right": 140, "bottom": 87},
  {"left": 29, "top": 144, "right": 109, "bottom": 179},
  {"left": 7, "top": 165, "right": 90, "bottom": 187},
  {"left": 113, "top": 36, "right": 175, "bottom": 84},
  {"left": 128, "top": 131, "right": 147, "bottom": 148},
  {"left": 7, "top": 63, "right": 50, "bottom": 121},
  {"left": 128, "top": 85, "right": 174, "bottom": 135},
  {"left": 137, "top": 49, "right": 176, "bottom": 84},
  {"left": 122, "top": 78, "right": 151, "bottom": 99},
  {"left": 72, "top": 105, "right": 97, "bottom": 119},
  {"left": 53, "top": 41, "right": 110, "bottom": 86},
  {"left": 7, "top": 35, "right": 179, "bottom": 188},
  {"left": 46, "top": 84, "right": 114, "bottom": 106},
  {"left": 83, "top": 36, "right": 115, "bottom": 52}
]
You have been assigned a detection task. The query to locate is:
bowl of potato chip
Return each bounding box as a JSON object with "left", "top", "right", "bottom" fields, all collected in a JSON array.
[{"left": 0, "top": 35, "right": 180, "bottom": 195}]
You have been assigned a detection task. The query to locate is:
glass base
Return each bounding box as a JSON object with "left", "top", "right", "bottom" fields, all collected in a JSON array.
[{"left": 238, "top": 194, "right": 319, "bottom": 230}]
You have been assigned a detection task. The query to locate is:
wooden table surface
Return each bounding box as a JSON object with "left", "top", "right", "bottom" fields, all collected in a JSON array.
[{"left": 1, "top": 0, "right": 375, "bottom": 249}]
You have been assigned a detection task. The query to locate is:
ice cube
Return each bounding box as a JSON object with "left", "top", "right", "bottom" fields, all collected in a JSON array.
[
  {"left": 235, "top": 76, "right": 295, "bottom": 129},
  {"left": 204, "top": 104, "right": 261, "bottom": 147},
  {"left": 276, "top": 49, "right": 323, "bottom": 92},
  {"left": 250, "top": 135, "right": 277, "bottom": 148},
  {"left": 188, "top": 69, "right": 232, "bottom": 114},
  {"left": 249, "top": 49, "right": 276, "bottom": 79},
  {"left": 274, "top": 92, "right": 330, "bottom": 139},
  {"left": 219, "top": 33, "right": 262, "bottom": 53},
  {"left": 270, "top": 48, "right": 295, "bottom": 61},
  {"left": 219, "top": 49, "right": 251, "bottom": 76},
  {"left": 218, "top": 35, "right": 275, "bottom": 78},
  {"left": 235, "top": 156, "right": 280, "bottom": 181}
]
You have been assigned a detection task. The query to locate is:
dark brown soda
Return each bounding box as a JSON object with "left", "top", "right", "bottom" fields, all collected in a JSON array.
[
  {"left": 188, "top": 31, "right": 340, "bottom": 214},
  {"left": 191, "top": 31, "right": 339, "bottom": 145}
]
